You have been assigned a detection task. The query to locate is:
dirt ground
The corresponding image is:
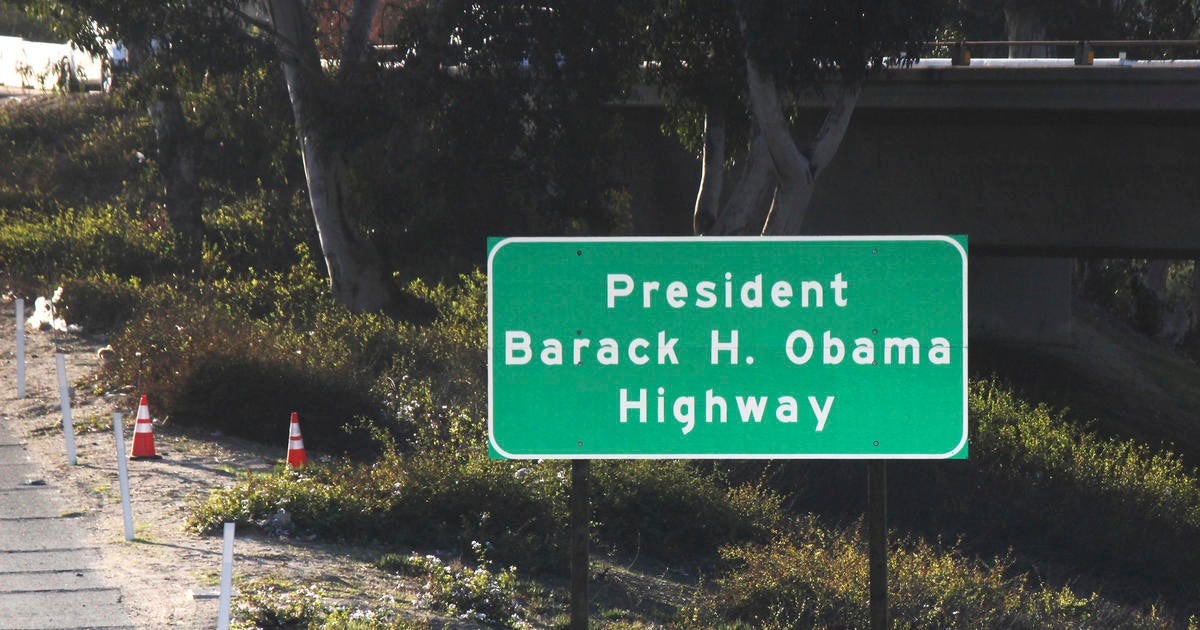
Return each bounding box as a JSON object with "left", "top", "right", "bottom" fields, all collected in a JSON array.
[{"left": 1, "top": 297, "right": 413, "bottom": 628}]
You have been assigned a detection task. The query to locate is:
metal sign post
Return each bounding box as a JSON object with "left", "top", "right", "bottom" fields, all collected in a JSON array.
[
  {"left": 570, "top": 460, "right": 590, "bottom": 630},
  {"left": 488, "top": 236, "right": 968, "bottom": 625},
  {"left": 868, "top": 460, "right": 888, "bottom": 629}
]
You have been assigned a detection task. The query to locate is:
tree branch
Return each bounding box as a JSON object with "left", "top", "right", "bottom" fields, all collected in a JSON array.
[
  {"left": 806, "top": 80, "right": 861, "bottom": 177},
  {"left": 693, "top": 99, "right": 727, "bottom": 235},
  {"left": 742, "top": 53, "right": 810, "bottom": 188},
  {"left": 714, "top": 129, "right": 773, "bottom": 235},
  {"left": 229, "top": 5, "right": 277, "bottom": 35},
  {"left": 342, "top": 0, "right": 382, "bottom": 65}
]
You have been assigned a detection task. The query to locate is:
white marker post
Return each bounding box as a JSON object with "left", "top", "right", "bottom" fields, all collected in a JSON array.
[
  {"left": 15, "top": 299, "right": 25, "bottom": 399},
  {"left": 55, "top": 353, "right": 77, "bottom": 465},
  {"left": 217, "top": 522, "right": 235, "bottom": 630},
  {"left": 112, "top": 413, "right": 134, "bottom": 541}
]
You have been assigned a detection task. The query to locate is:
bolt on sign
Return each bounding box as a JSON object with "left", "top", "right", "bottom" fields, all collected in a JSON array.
[{"left": 488, "top": 236, "right": 967, "bottom": 460}]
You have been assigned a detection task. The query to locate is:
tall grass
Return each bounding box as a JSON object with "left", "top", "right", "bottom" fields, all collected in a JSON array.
[
  {"left": 966, "top": 379, "right": 1200, "bottom": 605},
  {"left": 684, "top": 516, "right": 1181, "bottom": 629}
]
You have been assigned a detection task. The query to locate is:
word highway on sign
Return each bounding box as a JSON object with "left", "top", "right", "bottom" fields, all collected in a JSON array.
[{"left": 488, "top": 236, "right": 967, "bottom": 460}]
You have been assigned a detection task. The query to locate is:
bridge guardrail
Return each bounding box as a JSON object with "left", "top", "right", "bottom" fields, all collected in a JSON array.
[{"left": 922, "top": 39, "right": 1200, "bottom": 66}]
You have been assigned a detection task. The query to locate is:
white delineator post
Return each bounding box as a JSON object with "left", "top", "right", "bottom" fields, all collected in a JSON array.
[
  {"left": 15, "top": 298, "right": 25, "bottom": 399},
  {"left": 217, "top": 522, "right": 235, "bottom": 630},
  {"left": 112, "top": 412, "right": 134, "bottom": 541},
  {"left": 55, "top": 353, "right": 77, "bottom": 465}
]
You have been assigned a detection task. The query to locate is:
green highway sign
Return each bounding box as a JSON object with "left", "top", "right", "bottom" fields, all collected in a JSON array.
[{"left": 488, "top": 236, "right": 967, "bottom": 460}]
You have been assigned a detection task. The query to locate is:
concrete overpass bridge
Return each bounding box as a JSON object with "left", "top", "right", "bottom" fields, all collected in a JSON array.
[
  {"left": 801, "top": 57, "right": 1200, "bottom": 258},
  {"left": 618, "top": 55, "right": 1200, "bottom": 338}
]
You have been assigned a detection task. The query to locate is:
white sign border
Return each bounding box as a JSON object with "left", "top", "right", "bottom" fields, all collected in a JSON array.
[{"left": 487, "top": 235, "right": 969, "bottom": 460}]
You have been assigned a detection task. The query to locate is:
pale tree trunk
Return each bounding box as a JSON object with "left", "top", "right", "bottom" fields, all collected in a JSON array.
[
  {"left": 692, "top": 99, "right": 726, "bottom": 235},
  {"left": 712, "top": 130, "right": 773, "bottom": 235},
  {"left": 717, "top": 0, "right": 860, "bottom": 236},
  {"left": 1004, "top": 1, "right": 1049, "bottom": 58},
  {"left": 694, "top": 4, "right": 861, "bottom": 238},
  {"left": 1146, "top": 259, "right": 1170, "bottom": 298},
  {"left": 149, "top": 89, "right": 202, "bottom": 266},
  {"left": 267, "top": 0, "right": 402, "bottom": 314},
  {"left": 743, "top": 57, "right": 860, "bottom": 236},
  {"left": 341, "top": 0, "right": 380, "bottom": 63}
]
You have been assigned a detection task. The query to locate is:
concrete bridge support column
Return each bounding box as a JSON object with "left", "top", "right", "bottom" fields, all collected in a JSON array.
[{"left": 970, "top": 257, "right": 1073, "bottom": 342}]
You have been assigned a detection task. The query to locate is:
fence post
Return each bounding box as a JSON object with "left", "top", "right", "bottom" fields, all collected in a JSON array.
[{"left": 15, "top": 299, "right": 25, "bottom": 399}]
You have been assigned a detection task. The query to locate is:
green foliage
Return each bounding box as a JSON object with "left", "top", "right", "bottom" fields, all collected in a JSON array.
[
  {"left": 201, "top": 191, "right": 314, "bottom": 279},
  {"left": 748, "top": 377, "right": 1200, "bottom": 614},
  {"left": 966, "top": 379, "right": 1200, "bottom": 593},
  {"left": 684, "top": 516, "right": 1177, "bottom": 629},
  {"left": 0, "top": 96, "right": 153, "bottom": 210},
  {"left": 379, "top": 548, "right": 532, "bottom": 629},
  {"left": 189, "top": 451, "right": 792, "bottom": 577},
  {"left": 0, "top": 5, "right": 59, "bottom": 40},
  {"left": 183, "top": 63, "right": 299, "bottom": 196},
  {"left": 644, "top": 0, "right": 945, "bottom": 164},
  {"left": 374, "top": 271, "right": 489, "bottom": 452},
  {"left": 1077, "top": 258, "right": 1146, "bottom": 319},
  {"left": 380, "top": 455, "right": 570, "bottom": 571},
  {"left": 592, "top": 461, "right": 783, "bottom": 560},
  {"left": 105, "top": 268, "right": 390, "bottom": 451},
  {"left": 188, "top": 456, "right": 566, "bottom": 570},
  {"left": 232, "top": 578, "right": 332, "bottom": 629},
  {"left": 0, "top": 204, "right": 179, "bottom": 294},
  {"left": 57, "top": 272, "right": 147, "bottom": 333},
  {"left": 737, "top": 0, "right": 944, "bottom": 84}
]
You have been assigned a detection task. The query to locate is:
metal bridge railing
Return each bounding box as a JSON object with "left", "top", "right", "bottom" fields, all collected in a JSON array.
[{"left": 924, "top": 39, "right": 1200, "bottom": 66}]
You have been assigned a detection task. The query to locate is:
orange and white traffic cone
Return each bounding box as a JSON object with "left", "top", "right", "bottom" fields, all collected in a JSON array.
[
  {"left": 286, "top": 412, "right": 308, "bottom": 468},
  {"left": 130, "top": 394, "right": 162, "bottom": 460}
]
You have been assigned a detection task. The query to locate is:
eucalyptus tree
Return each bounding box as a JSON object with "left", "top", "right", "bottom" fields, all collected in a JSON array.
[
  {"left": 642, "top": 0, "right": 946, "bottom": 236},
  {"left": 257, "top": 0, "right": 639, "bottom": 313},
  {"left": 24, "top": 0, "right": 638, "bottom": 315},
  {"left": 16, "top": 0, "right": 275, "bottom": 264}
]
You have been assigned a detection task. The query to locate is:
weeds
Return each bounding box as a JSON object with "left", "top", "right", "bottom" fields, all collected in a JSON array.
[
  {"left": 379, "top": 545, "right": 532, "bottom": 629},
  {"left": 683, "top": 515, "right": 1180, "bottom": 629},
  {"left": 233, "top": 578, "right": 331, "bottom": 629},
  {"left": 967, "top": 378, "right": 1200, "bottom": 604}
]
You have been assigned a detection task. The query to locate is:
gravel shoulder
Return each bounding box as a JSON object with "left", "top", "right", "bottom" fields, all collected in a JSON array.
[{"left": 1, "top": 298, "right": 413, "bottom": 628}]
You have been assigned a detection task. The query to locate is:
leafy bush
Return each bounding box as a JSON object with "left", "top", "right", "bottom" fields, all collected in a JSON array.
[
  {"left": 379, "top": 455, "right": 569, "bottom": 571},
  {"left": 102, "top": 261, "right": 408, "bottom": 452},
  {"left": 232, "top": 578, "right": 332, "bottom": 629},
  {"left": 592, "top": 461, "right": 783, "bottom": 561},
  {"left": 0, "top": 96, "right": 153, "bottom": 209},
  {"left": 738, "top": 378, "right": 1200, "bottom": 616},
  {"left": 188, "top": 454, "right": 570, "bottom": 571},
  {"left": 190, "top": 452, "right": 791, "bottom": 578},
  {"left": 379, "top": 547, "right": 532, "bottom": 629},
  {"left": 683, "top": 516, "right": 1179, "bottom": 629},
  {"left": 189, "top": 466, "right": 384, "bottom": 540},
  {"left": 57, "top": 272, "right": 146, "bottom": 333},
  {"left": 966, "top": 379, "right": 1200, "bottom": 601},
  {"left": 201, "top": 191, "right": 314, "bottom": 278},
  {"left": 0, "top": 204, "right": 179, "bottom": 294},
  {"left": 374, "top": 271, "right": 488, "bottom": 452}
]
